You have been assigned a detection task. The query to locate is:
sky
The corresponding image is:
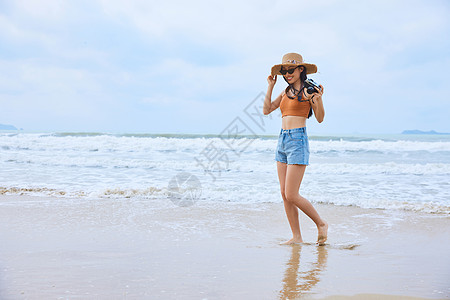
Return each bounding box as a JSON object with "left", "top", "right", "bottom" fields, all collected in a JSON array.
[{"left": 0, "top": 0, "right": 449, "bottom": 135}]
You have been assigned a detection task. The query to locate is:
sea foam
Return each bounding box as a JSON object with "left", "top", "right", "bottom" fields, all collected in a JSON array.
[{"left": 1, "top": 133, "right": 449, "bottom": 214}]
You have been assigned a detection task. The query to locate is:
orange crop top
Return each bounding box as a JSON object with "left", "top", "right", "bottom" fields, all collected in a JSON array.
[{"left": 279, "top": 92, "right": 311, "bottom": 117}]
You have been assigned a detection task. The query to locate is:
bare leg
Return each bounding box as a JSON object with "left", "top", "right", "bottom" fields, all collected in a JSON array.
[
  {"left": 285, "top": 164, "right": 328, "bottom": 245},
  {"left": 277, "top": 162, "right": 303, "bottom": 244}
]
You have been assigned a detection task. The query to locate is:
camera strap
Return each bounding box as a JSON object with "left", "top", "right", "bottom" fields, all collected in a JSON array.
[
  {"left": 283, "top": 78, "right": 309, "bottom": 102},
  {"left": 298, "top": 87, "right": 309, "bottom": 102}
]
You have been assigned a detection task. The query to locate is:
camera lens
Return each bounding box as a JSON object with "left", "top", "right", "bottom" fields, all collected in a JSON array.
[{"left": 307, "top": 87, "right": 316, "bottom": 94}]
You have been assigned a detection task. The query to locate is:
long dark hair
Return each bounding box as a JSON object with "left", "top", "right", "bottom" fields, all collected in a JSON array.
[{"left": 283, "top": 66, "right": 313, "bottom": 118}]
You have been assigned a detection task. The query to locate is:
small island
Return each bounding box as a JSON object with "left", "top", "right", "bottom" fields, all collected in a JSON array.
[
  {"left": 402, "top": 129, "right": 449, "bottom": 135},
  {"left": 0, "top": 123, "right": 18, "bottom": 130}
]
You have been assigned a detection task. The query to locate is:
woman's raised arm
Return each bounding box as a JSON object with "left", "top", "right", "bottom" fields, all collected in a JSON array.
[{"left": 263, "top": 75, "right": 283, "bottom": 115}]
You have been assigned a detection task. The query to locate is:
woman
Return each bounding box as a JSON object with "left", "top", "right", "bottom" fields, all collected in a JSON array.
[{"left": 263, "top": 53, "right": 328, "bottom": 245}]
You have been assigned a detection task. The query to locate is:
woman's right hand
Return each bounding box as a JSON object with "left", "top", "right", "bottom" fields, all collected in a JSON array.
[{"left": 267, "top": 75, "right": 277, "bottom": 87}]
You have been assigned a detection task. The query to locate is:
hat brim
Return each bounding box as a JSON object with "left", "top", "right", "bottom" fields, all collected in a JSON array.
[{"left": 271, "top": 63, "right": 317, "bottom": 76}]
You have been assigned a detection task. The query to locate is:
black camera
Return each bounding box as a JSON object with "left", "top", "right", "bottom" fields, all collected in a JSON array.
[{"left": 304, "top": 79, "right": 322, "bottom": 94}]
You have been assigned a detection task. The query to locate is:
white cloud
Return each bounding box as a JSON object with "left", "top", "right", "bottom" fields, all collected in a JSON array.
[
  {"left": 8, "top": 0, "right": 69, "bottom": 21},
  {"left": 0, "top": 0, "right": 449, "bottom": 133}
]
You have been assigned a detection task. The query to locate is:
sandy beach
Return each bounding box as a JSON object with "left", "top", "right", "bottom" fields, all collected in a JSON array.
[{"left": 0, "top": 195, "right": 448, "bottom": 299}]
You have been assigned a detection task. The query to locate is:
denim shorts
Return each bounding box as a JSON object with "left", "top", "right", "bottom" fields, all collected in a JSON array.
[{"left": 275, "top": 127, "right": 310, "bottom": 165}]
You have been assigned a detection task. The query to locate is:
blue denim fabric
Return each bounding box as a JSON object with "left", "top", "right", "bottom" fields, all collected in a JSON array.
[{"left": 275, "top": 127, "right": 310, "bottom": 165}]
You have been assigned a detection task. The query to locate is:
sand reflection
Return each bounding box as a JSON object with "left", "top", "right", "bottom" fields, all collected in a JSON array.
[{"left": 279, "top": 244, "right": 328, "bottom": 299}]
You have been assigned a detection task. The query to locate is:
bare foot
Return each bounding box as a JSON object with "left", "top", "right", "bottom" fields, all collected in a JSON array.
[
  {"left": 280, "top": 237, "right": 303, "bottom": 245},
  {"left": 317, "top": 221, "right": 328, "bottom": 245}
]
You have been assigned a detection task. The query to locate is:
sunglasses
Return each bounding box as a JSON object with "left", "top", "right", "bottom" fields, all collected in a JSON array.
[{"left": 279, "top": 66, "right": 299, "bottom": 75}]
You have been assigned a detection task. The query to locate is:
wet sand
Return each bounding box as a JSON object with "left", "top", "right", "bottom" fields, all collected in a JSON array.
[{"left": 0, "top": 195, "right": 448, "bottom": 299}]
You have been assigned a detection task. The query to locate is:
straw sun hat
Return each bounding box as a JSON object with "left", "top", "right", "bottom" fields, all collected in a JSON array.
[{"left": 271, "top": 53, "right": 317, "bottom": 76}]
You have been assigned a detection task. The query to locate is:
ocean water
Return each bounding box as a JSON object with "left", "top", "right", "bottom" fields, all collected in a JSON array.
[{"left": 0, "top": 132, "right": 449, "bottom": 214}]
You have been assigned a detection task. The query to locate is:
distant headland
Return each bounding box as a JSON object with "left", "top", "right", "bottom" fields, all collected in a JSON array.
[
  {"left": 0, "top": 123, "right": 18, "bottom": 130},
  {"left": 402, "top": 129, "right": 449, "bottom": 135}
]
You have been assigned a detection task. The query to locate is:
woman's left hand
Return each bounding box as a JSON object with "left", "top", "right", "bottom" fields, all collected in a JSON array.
[
  {"left": 307, "top": 85, "right": 325, "bottom": 123},
  {"left": 304, "top": 85, "right": 324, "bottom": 105}
]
